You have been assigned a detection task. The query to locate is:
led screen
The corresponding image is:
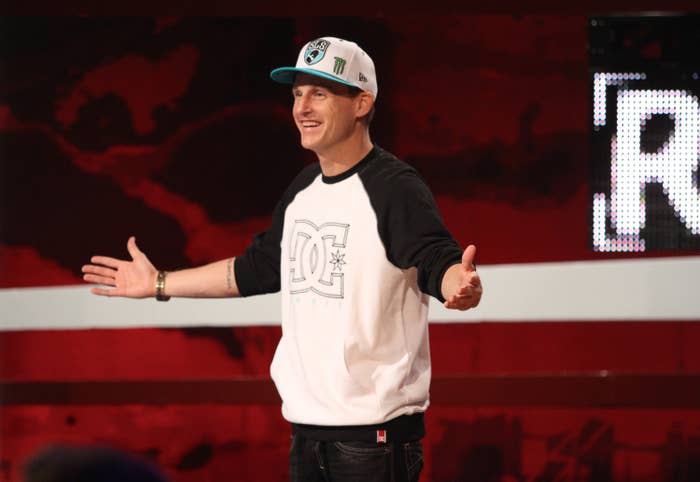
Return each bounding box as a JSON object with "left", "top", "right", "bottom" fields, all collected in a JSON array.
[{"left": 590, "top": 16, "right": 700, "bottom": 252}]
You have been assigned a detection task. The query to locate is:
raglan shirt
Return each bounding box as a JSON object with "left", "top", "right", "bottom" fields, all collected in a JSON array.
[{"left": 235, "top": 146, "right": 462, "bottom": 426}]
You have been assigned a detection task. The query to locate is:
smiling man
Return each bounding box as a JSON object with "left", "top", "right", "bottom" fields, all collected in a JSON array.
[
  {"left": 83, "top": 36, "right": 482, "bottom": 482},
  {"left": 291, "top": 72, "right": 372, "bottom": 170}
]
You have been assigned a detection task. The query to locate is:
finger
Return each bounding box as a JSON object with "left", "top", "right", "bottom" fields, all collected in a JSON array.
[
  {"left": 82, "top": 265, "right": 116, "bottom": 278},
  {"left": 455, "top": 284, "right": 475, "bottom": 296},
  {"left": 448, "top": 293, "right": 470, "bottom": 304},
  {"left": 466, "top": 291, "right": 482, "bottom": 306},
  {"left": 90, "top": 256, "right": 122, "bottom": 269},
  {"left": 83, "top": 273, "right": 117, "bottom": 286},
  {"left": 91, "top": 286, "right": 121, "bottom": 297},
  {"left": 453, "top": 290, "right": 473, "bottom": 300},
  {"left": 462, "top": 245, "right": 477, "bottom": 272},
  {"left": 445, "top": 294, "right": 479, "bottom": 310},
  {"left": 454, "top": 299, "right": 475, "bottom": 311},
  {"left": 445, "top": 299, "right": 469, "bottom": 311},
  {"left": 127, "top": 236, "right": 141, "bottom": 260}
]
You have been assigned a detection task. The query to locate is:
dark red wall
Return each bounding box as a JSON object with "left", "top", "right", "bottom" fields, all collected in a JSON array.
[{"left": 1, "top": 16, "right": 699, "bottom": 482}]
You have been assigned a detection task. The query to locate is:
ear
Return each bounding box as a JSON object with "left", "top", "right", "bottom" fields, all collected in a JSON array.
[{"left": 356, "top": 92, "right": 374, "bottom": 118}]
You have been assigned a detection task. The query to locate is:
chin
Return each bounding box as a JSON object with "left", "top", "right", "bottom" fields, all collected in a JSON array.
[{"left": 300, "top": 136, "right": 321, "bottom": 152}]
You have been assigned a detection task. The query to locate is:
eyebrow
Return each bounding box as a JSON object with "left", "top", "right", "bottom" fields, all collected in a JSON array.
[
  {"left": 293, "top": 84, "right": 328, "bottom": 90},
  {"left": 296, "top": 84, "right": 357, "bottom": 98}
]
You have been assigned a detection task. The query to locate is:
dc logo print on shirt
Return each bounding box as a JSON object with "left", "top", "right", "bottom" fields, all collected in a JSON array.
[{"left": 289, "top": 220, "right": 349, "bottom": 298}]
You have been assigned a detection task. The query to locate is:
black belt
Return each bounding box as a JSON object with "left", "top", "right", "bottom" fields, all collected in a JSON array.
[{"left": 291, "top": 412, "right": 425, "bottom": 444}]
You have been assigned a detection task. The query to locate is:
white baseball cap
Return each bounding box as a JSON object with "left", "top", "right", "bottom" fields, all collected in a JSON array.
[{"left": 270, "top": 37, "right": 378, "bottom": 99}]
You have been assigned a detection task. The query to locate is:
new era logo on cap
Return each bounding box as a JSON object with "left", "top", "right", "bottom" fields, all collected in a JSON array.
[{"left": 270, "top": 37, "right": 378, "bottom": 100}]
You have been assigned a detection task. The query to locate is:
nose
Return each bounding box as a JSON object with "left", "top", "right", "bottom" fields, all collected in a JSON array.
[{"left": 294, "top": 92, "right": 312, "bottom": 117}]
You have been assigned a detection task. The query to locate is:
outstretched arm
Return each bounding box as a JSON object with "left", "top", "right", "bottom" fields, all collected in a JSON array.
[
  {"left": 82, "top": 236, "right": 240, "bottom": 299},
  {"left": 440, "top": 244, "right": 482, "bottom": 311}
]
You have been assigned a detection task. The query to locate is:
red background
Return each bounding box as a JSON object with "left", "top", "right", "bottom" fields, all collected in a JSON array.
[{"left": 1, "top": 16, "right": 699, "bottom": 482}]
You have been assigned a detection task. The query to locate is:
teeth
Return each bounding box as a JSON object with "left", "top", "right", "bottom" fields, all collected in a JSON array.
[{"left": 302, "top": 121, "right": 320, "bottom": 127}]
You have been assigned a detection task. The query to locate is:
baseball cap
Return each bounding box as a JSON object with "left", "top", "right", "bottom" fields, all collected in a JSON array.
[{"left": 270, "top": 37, "right": 378, "bottom": 99}]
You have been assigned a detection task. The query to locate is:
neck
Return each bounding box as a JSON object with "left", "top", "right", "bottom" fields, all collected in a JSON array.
[{"left": 316, "top": 129, "right": 373, "bottom": 177}]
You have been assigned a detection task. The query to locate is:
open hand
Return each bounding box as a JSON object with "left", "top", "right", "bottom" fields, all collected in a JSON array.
[
  {"left": 443, "top": 245, "right": 482, "bottom": 310},
  {"left": 82, "top": 236, "right": 157, "bottom": 298}
]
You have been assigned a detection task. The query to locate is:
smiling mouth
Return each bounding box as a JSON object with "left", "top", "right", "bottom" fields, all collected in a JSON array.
[{"left": 300, "top": 121, "right": 321, "bottom": 129}]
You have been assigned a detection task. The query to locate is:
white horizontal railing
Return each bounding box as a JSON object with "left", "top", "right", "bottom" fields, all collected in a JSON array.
[{"left": 1, "top": 256, "right": 699, "bottom": 330}]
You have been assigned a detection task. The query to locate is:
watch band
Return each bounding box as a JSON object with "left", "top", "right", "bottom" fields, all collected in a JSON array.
[{"left": 155, "top": 270, "right": 171, "bottom": 302}]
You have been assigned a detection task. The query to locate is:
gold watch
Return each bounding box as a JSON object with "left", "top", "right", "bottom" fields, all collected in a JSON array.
[{"left": 155, "top": 270, "right": 171, "bottom": 301}]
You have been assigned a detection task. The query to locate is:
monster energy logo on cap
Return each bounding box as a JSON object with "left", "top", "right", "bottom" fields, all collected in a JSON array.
[{"left": 333, "top": 57, "right": 347, "bottom": 75}]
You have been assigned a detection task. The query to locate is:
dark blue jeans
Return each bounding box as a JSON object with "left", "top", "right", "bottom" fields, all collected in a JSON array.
[{"left": 289, "top": 434, "right": 423, "bottom": 482}]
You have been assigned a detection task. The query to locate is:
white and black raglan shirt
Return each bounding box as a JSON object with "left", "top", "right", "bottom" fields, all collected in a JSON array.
[{"left": 235, "top": 146, "right": 462, "bottom": 427}]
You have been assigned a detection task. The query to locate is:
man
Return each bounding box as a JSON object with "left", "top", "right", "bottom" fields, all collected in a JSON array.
[{"left": 83, "top": 36, "right": 482, "bottom": 482}]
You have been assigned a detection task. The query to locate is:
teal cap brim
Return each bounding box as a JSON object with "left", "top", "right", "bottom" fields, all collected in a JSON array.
[{"left": 270, "top": 67, "right": 358, "bottom": 90}]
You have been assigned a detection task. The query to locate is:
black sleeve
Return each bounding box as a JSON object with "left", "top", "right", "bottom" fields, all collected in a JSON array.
[
  {"left": 234, "top": 164, "right": 319, "bottom": 297},
  {"left": 233, "top": 198, "right": 285, "bottom": 296},
  {"left": 370, "top": 169, "right": 462, "bottom": 302}
]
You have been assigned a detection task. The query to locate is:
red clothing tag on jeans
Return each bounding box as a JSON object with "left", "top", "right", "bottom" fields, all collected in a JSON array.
[{"left": 376, "top": 429, "right": 387, "bottom": 444}]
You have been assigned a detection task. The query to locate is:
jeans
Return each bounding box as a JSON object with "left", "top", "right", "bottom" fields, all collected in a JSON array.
[{"left": 289, "top": 433, "right": 424, "bottom": 482}]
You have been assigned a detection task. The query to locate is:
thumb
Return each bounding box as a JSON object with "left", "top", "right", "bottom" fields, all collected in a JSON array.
[
  {"left": 462, "top": 244, "right": 477, "bottom": 272},
  {"left": 127, "top": 236, "right": 142, "bottom": 260}
]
